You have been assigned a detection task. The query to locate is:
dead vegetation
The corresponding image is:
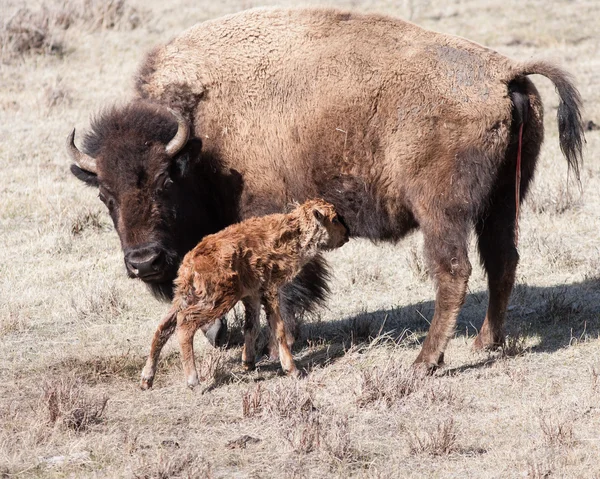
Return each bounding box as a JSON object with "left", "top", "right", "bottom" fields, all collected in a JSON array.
[
  {"left": 132, "top": 451, "right": 213, "bottom": 479},
  {"left": 537, "top": 411, "right": 575, "bottom": 448},
  {"left": 356, "top": 360, "right": 424, "bottom": 407},
  {"left": 407, "top": 418, "right": 459, "bottom": 456},
  {"left": 0, "top": 0, "right": 146, "bottom": 62},
  {"left": 42, "top": 374, "right": 108, "bottom": 431},
  {"left": 70, "top": 282, "right": 128, "bottom": 322}
]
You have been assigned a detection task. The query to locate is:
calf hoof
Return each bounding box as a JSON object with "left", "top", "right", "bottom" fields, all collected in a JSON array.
[
  {"left": 140, "top": 369, "right": 154, "bottom": 390},
  {"left": 243, "top": 360, "right": 256, "bottom": 372},
  {"left": 205, "top": 318, "right": 228, "bottom": 348},
  {"left": 186, "top": 375, "right": 199, "bottom": 390},
  {"left": 140, "top": 376, "right": 154, "bottom": 390}
]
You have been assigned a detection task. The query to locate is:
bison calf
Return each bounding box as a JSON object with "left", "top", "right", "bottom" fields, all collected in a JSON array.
[{"left": 140, "top": 199, "right": 348, "bottom": 389}]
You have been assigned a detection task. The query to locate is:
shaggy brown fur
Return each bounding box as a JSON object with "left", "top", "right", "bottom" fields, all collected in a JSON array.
[
  {"left": 69, "top": 7, "right": 584, "bottom": 370},
  {"left": 140, "top": 199, "right": 348, "bottom": 389}
]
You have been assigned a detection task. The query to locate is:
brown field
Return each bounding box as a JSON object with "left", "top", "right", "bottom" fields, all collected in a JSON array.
[{"left": 1, "top": 0, "right": 599, "bottom": 477}]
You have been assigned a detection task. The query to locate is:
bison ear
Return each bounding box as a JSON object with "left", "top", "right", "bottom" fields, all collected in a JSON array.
[
  {"left": 70, "top": 164, "right": 99, "bottom": 187},
  {"left": 172, "top": 138, "right": 202, "bottom": 178}
]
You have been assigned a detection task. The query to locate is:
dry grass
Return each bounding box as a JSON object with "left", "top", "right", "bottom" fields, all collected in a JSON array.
[
  {"left": 43, "top": 374, "right": 109, "bottom": 431},
  {"left": 0, "top": 0, "right": 146, "bottom": 62},
  {"left": 407, "top": 418, "right": 459, "bottom": 456},
  {"left": 1, "top": 0, "right": 600, "bottom": 477},
  {"left": 356, "top": 360, "right": 424, "bottom": 407}
]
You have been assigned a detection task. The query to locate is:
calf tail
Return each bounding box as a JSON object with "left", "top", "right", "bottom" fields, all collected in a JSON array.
[{"left": 519, "top": 61, "right": 585, "bottom": 180}]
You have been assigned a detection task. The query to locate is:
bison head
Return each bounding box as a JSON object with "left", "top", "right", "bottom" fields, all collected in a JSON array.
[{"left": 69, "top": 101, "right": 229, "bottom": 300}]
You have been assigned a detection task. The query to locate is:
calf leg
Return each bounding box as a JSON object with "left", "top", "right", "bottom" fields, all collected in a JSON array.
[
  {"left": 273, "top": 257, "right": 331, "bottom": 359},
  {"left": 414, "top": 223, "right": 472, "bottom": 370},
  {"left": 241, "top": 296, "right": 261, "bottom": 371},
  {"left": 264, "top": 293, "right": 298, "bottom": 376},
  {"left": 140, "top": 306, "right": 177, "bottom": 390},
  {"left": 177, "top": 297, "right": 238, "bottom": 389}
]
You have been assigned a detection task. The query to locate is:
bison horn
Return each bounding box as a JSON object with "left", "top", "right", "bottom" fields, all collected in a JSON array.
[
  {"left": 67, "top": 129, "right": 97, "bottom": 174},
  {"left": 165, "top": 108, "right": 190, "bottom": 157}
]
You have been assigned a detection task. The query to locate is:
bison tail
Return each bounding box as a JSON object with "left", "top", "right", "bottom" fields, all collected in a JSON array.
[
  {"left": 279, "top": 254, "right": 331, "bottom": 324},
  {"left": 519, "top": 61, "right": 585, "bottom": 180}
]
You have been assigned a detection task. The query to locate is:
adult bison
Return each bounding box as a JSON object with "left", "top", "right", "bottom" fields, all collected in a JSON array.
[{"left": 68, "top": 7, "right": 583, "bottom": 370}]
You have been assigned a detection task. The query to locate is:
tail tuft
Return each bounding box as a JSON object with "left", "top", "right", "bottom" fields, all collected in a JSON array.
[{"left": 521, "top": 61, "right": 585, "bottom": 181}]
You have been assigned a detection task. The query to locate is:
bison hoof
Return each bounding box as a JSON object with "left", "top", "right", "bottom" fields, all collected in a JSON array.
[
  {"left": 205, "top": 318, "right": 228, "bottom": 348},
  {"left": 473, "top": 334, "right": 505, "bottom": 351},
  {"left": 243, "top": 360, "right": 256, "bottom": 372}
]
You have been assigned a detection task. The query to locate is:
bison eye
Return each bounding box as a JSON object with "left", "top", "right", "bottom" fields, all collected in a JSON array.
[
  {"left": 98, "top": 191, "right": 116, "bottom": 211},
  {"left": 157, "top": 176, "right": 173, "bottom": 194}
]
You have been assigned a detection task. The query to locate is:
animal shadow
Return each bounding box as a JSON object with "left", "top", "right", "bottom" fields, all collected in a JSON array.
[{"left": 294, "top": 276, "right": 600, "bottom": 371}]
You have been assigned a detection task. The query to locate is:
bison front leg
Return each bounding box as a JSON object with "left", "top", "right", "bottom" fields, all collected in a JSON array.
[
  {"left": 414, "top": 227, "right": 472, "bottom": 370},
  {"left": 140, "top": 306, "right": 177, "bottom": 390}
]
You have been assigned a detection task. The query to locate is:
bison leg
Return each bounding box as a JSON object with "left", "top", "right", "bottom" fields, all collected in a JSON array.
[
  {"left": 264, "top": 293, "right": 298, "bottom": 377},
  {"left": 140, "top": 306, "right": 177, "bottom": 390},
  {"left": 241, "top": 296, "right": 261, "bottom": 371},
  {"left": 473, "top": 187, "right": 520, "bottom": 350},
  {"left": 474, "top": 82, "right": 541, "bottom": 350},
  {"left": 414, "top": 225, "right": 472, "bottom": 370}
]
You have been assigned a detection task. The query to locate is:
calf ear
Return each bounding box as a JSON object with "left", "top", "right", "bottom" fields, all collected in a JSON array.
[{"left": 70, "top": 164, "right": 99, "bottom": 187}]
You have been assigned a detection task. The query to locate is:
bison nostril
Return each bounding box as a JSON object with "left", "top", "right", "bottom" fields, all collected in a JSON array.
[{"left": 126, "top": 251, "right": 165, "bottom": 278}]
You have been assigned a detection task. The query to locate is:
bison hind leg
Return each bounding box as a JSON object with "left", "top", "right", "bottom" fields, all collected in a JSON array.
[{"left": 474, "top": 79, "right": 542, "bottom": 351}]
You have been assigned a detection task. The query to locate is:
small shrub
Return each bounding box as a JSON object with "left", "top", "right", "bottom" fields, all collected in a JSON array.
[
  {"left": 70, "top": 283, "right": 128, "bottom": 322},
  {"left": 321, "top": 415, "right": 355, "bottom": 464},
  {"left": 356, "top": 361, "right": 423, "bottom": 408},
  {"left": 0, "top": 7, "right": 64, "bottom": 60},
  {"left": 261, "top": 380, "right": 316, "bottom": 419},
  {"left": 242, "top": 384, "right": 263, "bottom": 418},
  {"left": 198, "top": 349, "right": 230, "bottom": 390},
  {"left": 133, "top": 451, "right": 213, "bottom": 479},
  {"left": 408, "top": 418, "right": 458, "bottom": 456},
  {"left": 281, "top": 409, "right": 322, "bottom": 454},
  {"left": 42, "top": 375, "right": 108, "bottom": 431},
  {"left": 0, "top": 307, "right": 28, "bottom": 337},
  {"left": 538, "top": 413, "right": 574, "bottom": 448},
  {"left": 1, "top": 0, "right": 146, "bottom": 62},
  {"left": 70, "top": 209, "right": 104, "bottom": 236},
  {"left": 406, "top": 244, "right": 429, "bottom": 282},
  {"left": 502, "top": 334, "right": 528, "bottom": 358}
]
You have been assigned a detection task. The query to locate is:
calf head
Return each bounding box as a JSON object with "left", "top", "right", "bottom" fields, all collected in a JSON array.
[
  {"left": 301, "top": 199, "right": 349, "bottom": 251},
  {"left": 68, "top": 101, "right": 219, "bottom": 300}
]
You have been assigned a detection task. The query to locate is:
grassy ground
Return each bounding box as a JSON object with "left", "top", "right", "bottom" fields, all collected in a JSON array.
[{"left": 1, "top": 0, "right": 599, "bottom": 477}]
